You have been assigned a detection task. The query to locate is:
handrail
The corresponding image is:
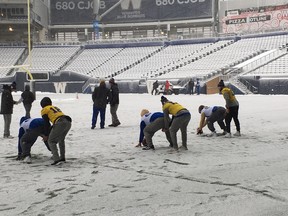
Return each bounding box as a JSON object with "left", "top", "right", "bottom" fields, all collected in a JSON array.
[{"left": 241, "top": 49, "right": 286, "bottom": 75}]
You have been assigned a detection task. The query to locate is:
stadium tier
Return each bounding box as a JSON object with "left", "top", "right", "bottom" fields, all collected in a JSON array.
[
  {"left": 1, "top": 33, "right": 287, "bottom": 79},
  {"left": 0, "top": 47, "right": 25, "bottom": 77}
]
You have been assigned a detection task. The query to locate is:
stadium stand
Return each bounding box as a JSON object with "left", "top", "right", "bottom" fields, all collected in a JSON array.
[
  {"left": 114, "top": 43, "right": 211, "bottom": 79},
  {"left": 158, "top": 34, "right": 288, "bottom": 80},
  {"left": 0, "top": 47, "right": 25, "bottom": 77},
  {"left": 21, "top": 46, "right": 80, "bottom": 73},
  {"left": 1, "top": 32, "right": 288, "bottom": 94},
  {"left": 64, "top": 46, "right": 162, "bottom": 78},
  {"left": 244, "top": 53, "right": 288, "bottom": 76}
]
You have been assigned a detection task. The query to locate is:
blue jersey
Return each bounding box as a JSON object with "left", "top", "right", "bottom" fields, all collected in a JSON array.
[
  {"left": 18, "top": 118, "right": 45, "bottom": 139},
  {"left": 139, "top": 112, "right": 164, "bottom": 143},
  {"left": 18, "top": 118, "right": 46, "bottom": 154}
]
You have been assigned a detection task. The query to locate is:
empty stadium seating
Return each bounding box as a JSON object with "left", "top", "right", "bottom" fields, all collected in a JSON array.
[
  {"left": 0, "top": 47, "right": 25, "bottom": 77},
  {"left": 21, "top": 46, "right": 80, "bottom": 73},
  {"left": 158, "top": 34, "right": 288, "bottom": 80},
  {"left": 1, "top": 33, "right": 288, "bottom": 84}
]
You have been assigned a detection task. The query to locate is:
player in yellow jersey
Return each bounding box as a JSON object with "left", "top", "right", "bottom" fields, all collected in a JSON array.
[
  {"left": 40, "top": 97, "right": 72, "bottom": 165},
  {"left": 160, "top": 96, "right": 191, "bottom": 151},
  {"left": 217, "top": 80, "right": 241, "bottom": 137}
]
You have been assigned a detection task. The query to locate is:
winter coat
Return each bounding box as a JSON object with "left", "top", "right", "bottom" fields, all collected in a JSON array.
[
  {"left": 188, "top": 80, "right": 194, "bottom": 88},
  {"left": 21, "top": 90, "right": 35, "bottom": 105},
  {"left": 109, "top": 83, "right": 119, "bottom": 106},
  {"left": 92, "top": 83, "right": 110, "bottom": 109},
  {"left": 153, "top": 81, "right": 159, "bottom": 89},
  {"left": 0, "top": 85, "right": 15, "bottom": 114}
]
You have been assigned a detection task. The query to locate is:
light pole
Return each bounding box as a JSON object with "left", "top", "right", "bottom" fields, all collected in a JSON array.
[
  {"left": 93, "top": 0, "right": 125, "bottom": 40},
  {"left": 26, "top": 0, "right": 35, "bottom": 95},
  {"left": 93, "top": 0, "right": 100, "bottom": 39}
]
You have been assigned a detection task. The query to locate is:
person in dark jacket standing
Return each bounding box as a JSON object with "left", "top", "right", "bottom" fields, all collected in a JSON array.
[
  {"left": 151, "top": 80, "right": 159, "bottom": 95},
  {"left": 91, "top": 80, "right": 110, "bottom": 129},
  {"left": 108, "top": 78, "right": 121, "bottom": 127},
  {"left": 0, "top": 84, "right": 18, "bottom": 138},
  {"left": 187, "top": 79, "right": 194, "bottom": 95},
  {"left": 196, "top": 79, "right": 200, "bottom": 95},
  {"left": 17, "top": 85, "right": 35, "bottom": 118}
]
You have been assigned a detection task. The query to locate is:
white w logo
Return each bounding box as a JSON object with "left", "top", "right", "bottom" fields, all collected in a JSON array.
[
  {"left": 120, "top": 0, "right": 141, "bottom": 10},
  {"left": 54, "top": 82, "right": 67, "bottom": 93}
]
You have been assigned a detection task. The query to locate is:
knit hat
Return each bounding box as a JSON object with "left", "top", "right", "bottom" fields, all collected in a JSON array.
[
  {"left": 217, "top": 80, "right": 225, "bottom": 87},
  {"left": 109, "top": 78, "right": 115, "bottom": 84},
  {"left": 11, "top": 81, "right": 16, "bottom": 90},
  {"left": 20, "top": 116, "right": 29, "bottom": 125},
  {"left": 3, "top": 84, "right": 9, "bottom": 90},
  {"left": 99, "top": 80, "right": 106, "bottom": 86},
  {"left": 140, "top": 109, "right": 149, "bottom": 117},
  {"left": 40, "top": 97, "right": 52, "bottom": 108},
  {"left": 198, "top": 105, "right": 205, "bottom": 114},
  {"left": 160, "top": 96, "right": 168, "bottom": 104}
]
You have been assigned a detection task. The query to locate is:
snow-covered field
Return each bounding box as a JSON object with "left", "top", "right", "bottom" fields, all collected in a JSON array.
[{"left": 1, "top": 92, "right": 288, "bottom": 216}]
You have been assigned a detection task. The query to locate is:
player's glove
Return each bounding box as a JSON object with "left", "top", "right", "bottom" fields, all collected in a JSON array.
[{"left": 197, "top": 127, "right": 203, "bottom": 135}]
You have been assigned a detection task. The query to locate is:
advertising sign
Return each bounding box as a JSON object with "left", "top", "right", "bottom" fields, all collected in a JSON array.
[
  {"left": 50, "top": 0, "right": 212, "bottom": 25},
  {"left": 222, "top": 4, "right": 288, "bottom": 33}
]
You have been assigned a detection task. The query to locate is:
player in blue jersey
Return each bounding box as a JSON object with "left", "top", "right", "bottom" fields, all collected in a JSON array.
[
  {"left": 17, "top": 117, "right": 50, "bottom": 163},
  {"left": 137, "top": 109, "right": 172, "bottom": 150},
  {"left": 197, "top": 105, "right": 227, "bottom": 136}
]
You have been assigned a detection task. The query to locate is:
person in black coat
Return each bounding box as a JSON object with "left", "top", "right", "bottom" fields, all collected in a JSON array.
[
  {"left": 17, "top": 85, "right": 35, "bottom": 118},
  {"left": 187, "top": 79, "right": 194, "bottom": 95},
  {"left": 151, "top": 80, "right": 159, "bottom": 95},
  {"left": 108, "top": 78, "right": 121, "bottom": 127},
  {"left": 91, "top": 80, "right": 110, "bottom": 129},
  {"left": 0, "top": 84, "right": 18, "bottom": 138}
]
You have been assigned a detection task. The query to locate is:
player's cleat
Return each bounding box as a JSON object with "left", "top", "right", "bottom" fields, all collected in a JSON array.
[
  {"left": 109, "top": 122, "right": 121, "bottom": 127},
  {"left": 135, "top": 143, "right": 142, "bottom": 147},
  {"left": 142, "top": 145, "right": 155, "bottom": 150},
  {"left": 91, "top": 126, "right": 95, "bottom": 129},
  {"left": 51, "top": 160, "right": 63, "bottom": 165},
  {"left": 16, "top": 154, "right": 23, "bottom": 160},
  {"left": 114, "top": 122, "right": 121, "bottom": 127},
  {"left": 207, "top": 131, "right": 217, "bottom": 137},
  {"left": 3, "top": 135, "right": 14, "bottom": 139},
  {"left": 23, "top": 156, "right": 32, "bottom": 164},
  {"left": 179, "top": 146, "right": 188, "bottom": 150},
  {"left": 168, "top": 148, "right": 179, "bottom": 153},
  {"left": 224, "top": 133, "right": 232, "bottom": 138},
  {"left": 234, "top": 131, "right": 241, "bottom": 136},
  {"left": 221, "top": 131, "right": 227, "bottom": 135}
]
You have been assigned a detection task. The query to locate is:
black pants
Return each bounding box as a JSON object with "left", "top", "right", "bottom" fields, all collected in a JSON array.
[
  {"left": 151, "top": 88, "right": 158, "bottom": 95},
  {"left": 21, "top": 128, "right": 41, "bottom": 157},
  {"left": 207, "top": 107, "right": 226, "bottom": 132},
  {"left": 225, "top": 106, "right": 240, "bottom": 133}
]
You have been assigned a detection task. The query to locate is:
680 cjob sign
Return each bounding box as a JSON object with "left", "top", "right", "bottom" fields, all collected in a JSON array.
[{"left": 50, "top": 0, "right": 212, "bottom": 25}]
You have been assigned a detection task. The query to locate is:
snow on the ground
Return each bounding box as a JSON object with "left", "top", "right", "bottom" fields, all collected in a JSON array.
[{"left": 1, "top": 92, "right": 288, "bottom": 216}]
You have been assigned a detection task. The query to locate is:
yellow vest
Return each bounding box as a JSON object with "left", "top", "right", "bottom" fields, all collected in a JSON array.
[
  {"left": 41, "top": 105, "right": 64, "bottom": 124},
  {"left": 162, "top": 102, "right": 184, "bottom": 116},
  {"left": 221, "top": 87, "right": 239, "bottom": 107}
]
